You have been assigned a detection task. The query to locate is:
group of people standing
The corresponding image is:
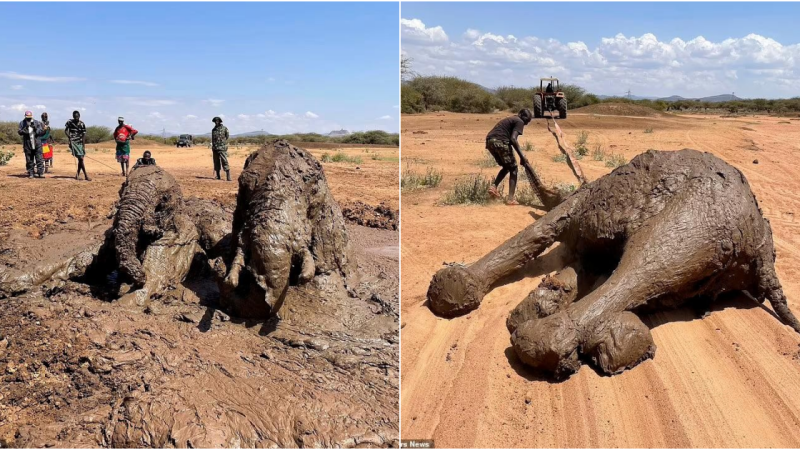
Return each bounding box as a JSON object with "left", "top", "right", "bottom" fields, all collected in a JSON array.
[{"left": 16, "top": 112, "right": 231, "bottom": 181}]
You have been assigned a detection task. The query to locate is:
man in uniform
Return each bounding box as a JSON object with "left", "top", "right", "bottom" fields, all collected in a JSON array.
[
  {"left": 17, "top": 110, "right": 46, "bottom": 178},
  {"left": 485, "top": 109, "right": 533, "bottom": 205},
  {"left": 211, "top": 116, "right": 230, "bottom": 181}
]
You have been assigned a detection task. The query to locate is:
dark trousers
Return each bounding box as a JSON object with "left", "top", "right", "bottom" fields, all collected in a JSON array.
[
  {"left": 24, "top": 145, "right": 44, "bottom": 176},
  {"left": 213, "top": 150, "right": 229, "bottom": 171}
]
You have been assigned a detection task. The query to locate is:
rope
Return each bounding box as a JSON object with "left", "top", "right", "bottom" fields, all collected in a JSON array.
[
  {"left": 545, "top": 108, "right": 588, "bottom": 185},
  {"left": 82, "top": 154, "right": 119, "bottom": 171}
]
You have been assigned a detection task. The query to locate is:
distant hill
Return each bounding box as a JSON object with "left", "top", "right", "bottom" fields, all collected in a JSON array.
[
  {"left": 233, "top": 131, "right": 273, "bottom": 138},
  {"left": 327, "top": 129, "right": 351, "bottom": 137},
  {"left": 658, "top": 95, "right": 687, "bottom": 102},
  {"left": 597, "top": 94, "right": 658, "bottom": 101},
  {"left": 657, "top": 94, "right": 743, "bottom": 103},
  {"left": 193, "top": 130, "right": 272, "bottom": 138},
  {"left": 477, "top": 84, "right": 496, "bottom": 94}
]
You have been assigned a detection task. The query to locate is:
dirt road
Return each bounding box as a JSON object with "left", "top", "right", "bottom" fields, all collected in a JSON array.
[{"left": 400, "top": 111, "right": 800, "bottom": 447}]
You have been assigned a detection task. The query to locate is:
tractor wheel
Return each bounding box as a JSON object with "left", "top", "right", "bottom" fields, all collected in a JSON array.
[
  {"left": 533, "top": 95, "right": 543, "bottom": 118},
  {"left": 558, "top": 97, "right": 568, "bottom": 119}
]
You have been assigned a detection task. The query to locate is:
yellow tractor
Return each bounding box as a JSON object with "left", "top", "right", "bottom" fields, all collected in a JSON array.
[{"left": 533, "top": 77, "right": 567, "bottom": 119}]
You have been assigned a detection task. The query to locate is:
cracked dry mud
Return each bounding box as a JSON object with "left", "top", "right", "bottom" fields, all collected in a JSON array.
[{"left": 0, "top": 141, "right": 399, "bottom": 447}]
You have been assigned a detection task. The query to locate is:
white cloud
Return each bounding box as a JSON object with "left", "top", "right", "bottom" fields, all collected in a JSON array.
[
  {"left": 185, "top": 114, "right": 198, "bottom": 119},
  {"left": 111, "top": 79, "right": 159, "bottom": 87},
  {"left": 34, "top": 104, "right": 46, "bottom": 110},
  {"left": 304, "top": 111, "right": 319, "bottom": 118},
  {"left": 148, "top": 112, "right": 164, "bottom": 119},
  {"left": 10, "top": 85, "right": 22, "bottom": 90},
  {"left": 378, "top": 115, "right": 392, "bottom": 120},
  {"left": 401, "top": 20, "right": 800, "bottom": 98},
  {"left": 0, "top": 71, "right": 85, "bottom": 82},
  {"left": 120, "top": 97, "right": 176, "bottom": 107},
  {"left": 10, "top": 103, "right": 28, "bottom": 111},
  {"left": 401, "top": 18, "right": 448, "bottom": 43},
  {"left": 237, "top": 114, "right": 251, "bottom": 120},
  {"left": 205, "top": 99, "right": 225, "bottom": 107}
]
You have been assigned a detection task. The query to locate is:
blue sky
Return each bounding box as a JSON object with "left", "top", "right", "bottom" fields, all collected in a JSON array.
[
  {"left": 0, "top": 2, "right": 399, "bottom": 134},
  {"left": 402, "top": 2, "right": 800, "bottom": 98}
]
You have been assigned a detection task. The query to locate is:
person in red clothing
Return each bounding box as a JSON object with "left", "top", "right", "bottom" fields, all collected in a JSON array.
[{"left": 114, "top": 117, "right": 138, "bottom": 176}]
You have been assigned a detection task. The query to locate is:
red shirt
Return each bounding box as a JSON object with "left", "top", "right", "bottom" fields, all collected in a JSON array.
[{"left": 115, "top": 124, "right": 138, "bottom": 142}]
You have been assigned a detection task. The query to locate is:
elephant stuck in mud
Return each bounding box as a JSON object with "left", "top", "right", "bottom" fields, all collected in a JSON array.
[
  {"left": 1, "top": 140, "right": 356, "bottom": 322},
  {"left": 427, "top": 149, "right": 800, "bottom": 380},
  {"left": 213, "top": 140, "right": 354, "bottom": 319}
]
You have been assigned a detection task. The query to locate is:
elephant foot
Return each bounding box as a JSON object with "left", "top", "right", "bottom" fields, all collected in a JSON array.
[{"left": 427, "top": 265, "right": 485, "bottom": 317}]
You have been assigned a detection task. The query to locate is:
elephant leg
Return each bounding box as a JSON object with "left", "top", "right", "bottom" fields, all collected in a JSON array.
[
  {"left": 513, "top": 188, "right": 734, "bottom": 379},
  {"left": 507, "top": 262, "right": 581, "bottom": 334},
  {"left": 427, "top": 192, "right": 584, "bottom": 317},
  {"left": 583, "top": 311, "right": 656, "bottom": 375}
]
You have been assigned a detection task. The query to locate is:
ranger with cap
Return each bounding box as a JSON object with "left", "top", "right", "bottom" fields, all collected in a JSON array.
[
  {"left": 17, "top": 110, "right": 46, "bottom": 178},
  {"left": 113, "top": 116, "right": 138, "bottom": 177},
  {"left": 485, "top": 108, "right": 534, "bottom": 205},
  {"left": 211, "top": 116, "right": 230, "bottom": 181}
]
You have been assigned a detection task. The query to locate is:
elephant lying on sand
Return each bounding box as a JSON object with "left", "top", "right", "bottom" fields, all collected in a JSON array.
[
  {"left": 427, "top": 149, "right": 800, "bottom": 380},
  {"left": 214, "top": 140, "right": 354, "bottom": 319}
]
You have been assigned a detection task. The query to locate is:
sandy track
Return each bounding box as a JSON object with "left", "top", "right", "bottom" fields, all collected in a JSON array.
[{"left": 400, "top": 112, "right": 800, "bottom": 447}]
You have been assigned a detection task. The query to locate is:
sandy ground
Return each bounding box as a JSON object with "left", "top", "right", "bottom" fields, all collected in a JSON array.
[
  {"left": 0, "top": 140, "right": 398, "bottom": 239},
  {"left": 400, "top": 111, "right": 800, "bottom": 447},
  {"left": 0, "top": 140, "right": 400, "bottom": 447}
]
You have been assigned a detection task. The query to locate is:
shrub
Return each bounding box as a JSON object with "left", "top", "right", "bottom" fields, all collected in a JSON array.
[
  {"left": 0, "top": 122, "right": 19, "bottom": 144},
  {"left": 606, "top": 153, "right": 627, "bottom": 168},
  {"left": 496, "top": 86, "right": 536, "bottom": 110},
  {"left": 321, "top": 152, "right": 362, "bottom": 164},
  {"left": 402, "top": 167, "right": 443, "bottom": 191},
  {"left": 401, "top": 84, "right": 426, "bottom": 114},
  {"left": 592, "top": 144, "right": 606, "bottom": 161},
  {"left": 340, "top": 130, "right": 399, "bottom": 146},
  {"left": 523, "top": 141, "right": 535, "bottom": 152},
  {"left": 406, "top": 76, "right": 506, "bottom": 113},
  {"left": 0, "top": 147, "right": 14, "bottom": 165},
  {"left": 478, "top": 151, "right": 497, "bottom": 168},
  {"left": 644, "top": 127, "right": 654, "bottom": 134},
  {"left": 515, "top": 184, "right": 539, "bottom": 207},
  {"left": 84, "top": 126, "right": 112, "bottom": 143},
  {"left": 554, "top": 182, "right": 577, "bottom": 197},
  {"left": 574, "top": 131, "right": 589, "bottom": 157},
  {"left": 443, "top": 174, "right": 493, "bottom": 205},
  {"left": 552, "top": 153, "right": 567, "bottom": 163}
]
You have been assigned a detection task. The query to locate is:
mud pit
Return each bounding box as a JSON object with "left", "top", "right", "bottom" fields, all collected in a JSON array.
[
  {"left": 0, "top": 140, "right": 399, "bottom": 447},
  {"left": 430, "top": 149, "right": 800, "bottom": 379},
  {"left": 401, "top": 111, "right": 800, "bottom": 447}
]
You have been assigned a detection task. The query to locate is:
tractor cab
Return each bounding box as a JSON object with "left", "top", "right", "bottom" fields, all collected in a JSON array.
[{"left": 533, "top": 77, "right": 567, "bottom": 119}]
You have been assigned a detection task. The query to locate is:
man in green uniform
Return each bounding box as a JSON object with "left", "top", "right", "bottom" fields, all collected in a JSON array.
[
  {"left": 485, "top": 109, "right": 533, "bottom": 205},
  {"left": 211, "top": 116, "right": 230, "bottom": 181},
  {"left": 65, "top": 110, "right": 90, "bottom": 181}
]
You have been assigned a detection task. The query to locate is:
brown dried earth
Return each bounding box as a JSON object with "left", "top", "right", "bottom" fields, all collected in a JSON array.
[
  {"left": 0, "top": 140, "right": 399, "bottom": 447},
  {"left": 401, "top": 110, "right": 800, "bottom": 447}
]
